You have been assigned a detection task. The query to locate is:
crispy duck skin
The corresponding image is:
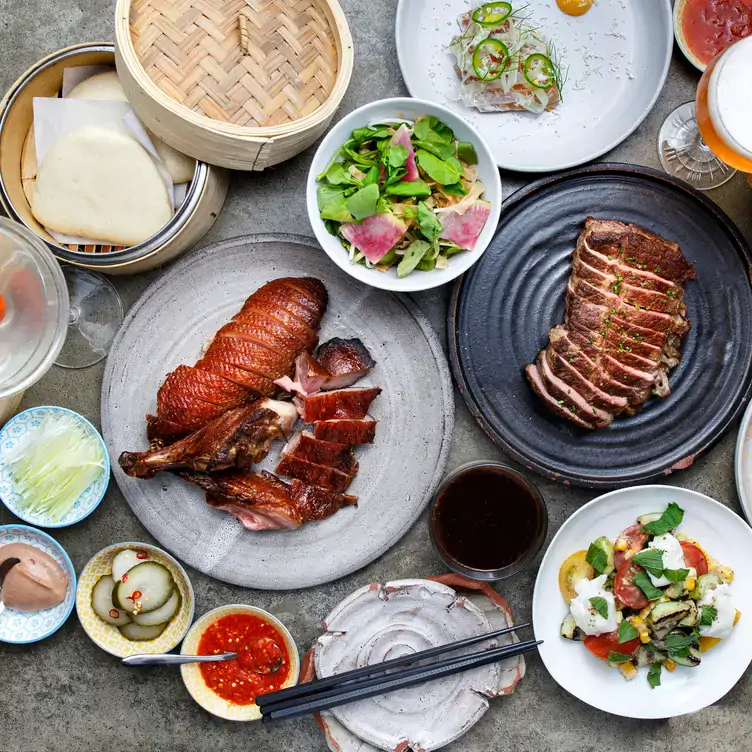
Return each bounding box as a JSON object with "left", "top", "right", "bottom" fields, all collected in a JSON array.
[
  {"left": 120, "top": 400, "right": 298, "bottom": 479},
  {"left": 275, "top": 454, "right": 354, "bottom": 492},
  {"left": 282, "top": 431, "right": 357, "bottom": 474},
  {"left": 314, "top": 416, "right": 377, "bottom": 444},
  {"left": 146, "top": 278, "right": 327, "bottom": 441},
  {"left": 294, "top": 387, "right": 382, "bottom": 423},
  {"left": 275, "top": 352, "right": 331, "bottom": 397},
  {"left": 316, "top": 338, "right": 376, "bottom": 391},
  {"left": 290, "top": 479, "right": 357, "bottom": 521}
]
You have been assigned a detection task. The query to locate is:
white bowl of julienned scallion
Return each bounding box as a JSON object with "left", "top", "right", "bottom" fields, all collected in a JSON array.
[{"left": 307, "top": 98, "right": 502, "bottom": 293}]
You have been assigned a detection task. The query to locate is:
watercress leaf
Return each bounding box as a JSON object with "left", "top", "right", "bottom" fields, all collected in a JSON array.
[
  {"left": 324, "top": 162, "right": 357, "bottom": 186},
  {"left": 444, "top": 242, "right": 466, "bottom": 257},
  {"left": 457, "top": 140, "right": 478, "bottom": 165},
  {"left": 586, "top": 542, "right": 609, "bottom": 575},
  {"left": 647, "top": 662, "right": 662, "bottom": 689},
  {"left": 317, "top": 185, "right": 352, "bottom": 222},
  {"left": 618, "top": 619, "right": 639, "bottom": 643},
  {"left": 397, "top": 239, "right": 431, "bottom": 278},
  {"left": 376, "top": 196, "right": 391, "bottom": 213},
  {"left": 384, "top": 168, "right": 408, "bottom": 187},
  {"left": 446, "top": 155, "right": 464, "bottom": 172},
  {"left": 346, "top": 184, "right": 380, "bottom": 221},
  {"left": 323, "top": 219, "right": 339, "bottom": 236},
  {"left": 343, "top": 146, "right": 378, "bottom": 167},
  {"left": 589, "top": 597, "right": 609, "bottom": 620},
  {"left": 385, "top": 180, "right": 432, "bottom": 197},
  {"left": 363, "top": 165, "right": 380, "bottom": 187},
  {"left": 631, "top": 549, "right": 665, "bottom": 579},
  {"left": 413, "top": 138, "right": 456, "bottom": 161},
  {"left": 699, "top": 605, "right": 718, "bottom": 628},
  {"left": 633, "top": 571, "right": 664, "bottom": 601},
  {"left": 376, "top": 248, "right": 398, "bottom": 267},
  {"left": 384, "top": 144, "right": 409, "bottom": 169},
  {"left": 663, "top": 568, "right": 690, "bottom": 583},
  {"left": 641, "top": 503, "right": 685, "bottom": 536},
  {"left": 402, "top": 205, "right": 418, "bottom": 221},
  {"left": 607, "top": 651, "right": 632, "bottom": 663},
  {"left": 443, "top": 181, "right": 469, "bottom": 197},
  {"left": 417, "top": 150, "right": 462, "bottom": 185},
  {"left": 351, "top": 126, "right": 377, "bottom": 144},
  {"left": 414, "top": 115, "right": 454, "bottom": 143},
  {"left": 417, "top": 202, "right": 442, "bottom": 243},
  {"left": 416, "top": 256, "right": 437, "bottom": 272}
]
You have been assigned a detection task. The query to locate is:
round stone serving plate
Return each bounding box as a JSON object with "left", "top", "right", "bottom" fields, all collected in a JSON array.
[
  {"left": 735, "top": 399, "right": 752, "bottom": 524},
  {"left": 449, "top": 163, "right": 752, "bottom": 488},
  {"left": 102, "top": 234, "right": 454, "bottom": 589},
  {"left": 0, "top": 524, "right": 76, "bottom": 644}
]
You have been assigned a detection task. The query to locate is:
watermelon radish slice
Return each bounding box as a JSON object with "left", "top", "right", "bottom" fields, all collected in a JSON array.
[
  {"left": 341, "top": 213, "right": 407, "bottom": 263},
  {"left": 439, "top": 200, "right": 491, "bottom": 251},
  {"left": 390, "top": 124, "right": 419, "bottom": 182}
]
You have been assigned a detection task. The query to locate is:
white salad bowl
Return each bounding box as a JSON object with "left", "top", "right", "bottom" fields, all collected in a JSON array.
[
  {"left": 533, "top": 485, "right": 752, "bottom": 719},
  {"left": 307, "top": 97, "right": 502, "bottom": 293}
]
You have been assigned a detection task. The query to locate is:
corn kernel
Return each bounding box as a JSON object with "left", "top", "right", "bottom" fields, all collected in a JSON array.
[
  {"left": 615, "top": 539, "right": 628, "bottom": 552},
  {"left": 638, "top": 604, "right": 652, "bottom": 620},
  {"left": 618, "top": 662, "right": 637, "bottom": 680},
  {"left": 734, "top": 609, "right": 742, "bottom": 626},
  {"left": 685, "top": 577, "right": 696, "bottom": 591},
  {"left": 640, "top": 632, "right": 651, "bottom": 644},
  {"left": 663, "top": 659, "right": 676, "bottom": 672},
  {"left": 718, "top": 566, "right": 734, "bottom": 584},
  {"left": 631, "top": 616, "right": 643, "bottom": 626}
]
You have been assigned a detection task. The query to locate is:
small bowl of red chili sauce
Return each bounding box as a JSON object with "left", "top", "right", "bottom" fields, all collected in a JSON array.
[
  {"left": 429, "top": 461, "right": 548, "bottom": 581},
  {"left": 180, "top": 604, "right": 299, "bottom": 721},
  {"left": 675, "top": 0, "right": 752, "bottom": 71}
]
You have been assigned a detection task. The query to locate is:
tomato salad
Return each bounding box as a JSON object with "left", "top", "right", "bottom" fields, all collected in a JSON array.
[{"left": 558, "top": 503, "right": 740, "bottom": 688}]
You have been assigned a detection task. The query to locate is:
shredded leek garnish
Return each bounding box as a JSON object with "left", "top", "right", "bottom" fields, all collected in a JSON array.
[{"left": 6, "top": 413, "right": 105, "bottom": 522}]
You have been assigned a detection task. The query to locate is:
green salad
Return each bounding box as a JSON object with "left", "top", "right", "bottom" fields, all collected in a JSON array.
[{"left": 316, "top": 116, "right": 492, "bottom": 278}]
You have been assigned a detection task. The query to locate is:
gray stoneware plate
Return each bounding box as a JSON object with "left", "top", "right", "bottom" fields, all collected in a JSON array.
[
  {"left": 735, "top": 400, "right": 752, "bottom": 525},
  {"left": 101, "top": 234, "right": 454, "bottom": 590}
]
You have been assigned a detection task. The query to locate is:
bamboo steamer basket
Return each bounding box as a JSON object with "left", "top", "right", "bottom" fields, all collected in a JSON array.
[
  {"left": 114, "top": 0, "right": 354, "bottom": 171},
  {"left": 0, "top": 44, "right": 229, "bottom": 275}
]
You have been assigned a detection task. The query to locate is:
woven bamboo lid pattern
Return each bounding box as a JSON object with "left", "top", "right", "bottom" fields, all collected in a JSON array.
[{"left": 130, "top": 0, "right": 339, "bottom": 128}]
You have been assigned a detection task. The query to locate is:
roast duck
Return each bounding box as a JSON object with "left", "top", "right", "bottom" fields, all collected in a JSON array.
[
  {"left": 526, "top": 219, "right": 695, "bottom": 429},
  {"left": 119, "top": 277, "right": 381, "bottom": 530}
]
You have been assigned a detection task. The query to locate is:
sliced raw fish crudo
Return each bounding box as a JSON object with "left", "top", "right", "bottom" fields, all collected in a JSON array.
[
  {"left": 340, "top": 213, "right": 407, "bottom": 263},
  {"left": 439, "top": 200, "right": 492, "bottom": 250},
  {"left": 390, "top": 123, "right": 419, "bottom": 182}
]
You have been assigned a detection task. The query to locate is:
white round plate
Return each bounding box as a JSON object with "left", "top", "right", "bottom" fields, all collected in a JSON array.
[
  {"left": 0, "top": 406, "right": 109, "bottom": 527},
  {"left": 102, "top": 234, "right": 454, "bottom": 590},
  {"left": 180, "top": 604, "right": 299, "bottom": 722},
  {"left": 396, "top": 0, "right": 672, "bottom": 172},
  {"left": 307, "top": 98, "right": 502, "bottom": 293},
  {"left": 735, "top": 399, "right": 752, "bottom": 523},
  {"left": 0, "top": 524, "right": 76, "bottom": 643},
  {"left": 533, "top": 485, "right": 752, "bottom": 719}
]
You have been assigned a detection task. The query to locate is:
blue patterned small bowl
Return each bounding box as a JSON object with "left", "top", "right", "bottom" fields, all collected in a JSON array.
[
  {"left": 0, "top": 524, "right": 76, "bottom": 643},
  {"left": 0, "top": 406, "right": 109, "bottom": 528}
]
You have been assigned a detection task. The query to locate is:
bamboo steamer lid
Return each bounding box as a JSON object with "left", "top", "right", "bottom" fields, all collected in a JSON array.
[{"left": 115, "top": 0, "right": 354, "bottom": 170}]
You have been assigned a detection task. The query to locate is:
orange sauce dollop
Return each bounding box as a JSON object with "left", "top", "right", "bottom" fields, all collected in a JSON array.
[
  {"left": 556, "top": 0, "right": 594, "bottom": 16},
  {"left": 198, "top": 613, "right": 291, "bottom": 706}
]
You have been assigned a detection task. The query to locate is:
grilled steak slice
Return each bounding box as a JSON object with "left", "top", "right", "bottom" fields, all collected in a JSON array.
[
  {"left": 314, "top": 417, "right": 377, "bottom": 444},
  {"left": 527, "top": 219, "right": 694, "bottom": 428},
  {"left": 289, "top": 480, "right": 358, "bottom": 521},
  {"left": 294, "top": 387, "right": 382, "bottom": 422}
]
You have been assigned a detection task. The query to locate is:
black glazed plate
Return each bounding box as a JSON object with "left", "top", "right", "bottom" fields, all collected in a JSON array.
[{"left": 449, "top": 164, "right": 752, "bottom": 488}]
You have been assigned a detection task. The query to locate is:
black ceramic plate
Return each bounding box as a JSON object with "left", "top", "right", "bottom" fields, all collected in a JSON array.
[{"left": 449, "top": 164, "right": 752, "bottom": 488}]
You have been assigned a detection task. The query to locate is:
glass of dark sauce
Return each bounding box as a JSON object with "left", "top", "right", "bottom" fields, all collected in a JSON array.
[{"left": 429, "top": 462, "right": 548, "bottom": 581}]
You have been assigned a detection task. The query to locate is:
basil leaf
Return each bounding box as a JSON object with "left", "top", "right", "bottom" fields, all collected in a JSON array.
[
  {"left": 647, "top": 662, "right": 662, "bottom": 689},
  {"left": 585, "top": 542, "right": 608, "bottom": 575},
  {"left": 631, "top": 549, "right": 664, "bottom": 579},
  {"left": 362, "top": 165, "right": 380, "bottom": 187},
  {"left": 397, "top": 239, "right": 431, "bottom": 279},
  {"left": 457, "top": 140, "right": 478, "bottom": 165},
  {"left": 633, "top": 571, "right": 664, "bottom": 601},
  {"left": 699, "top": 605, "right": 718, "bottom": 628},
  {"left": 589, "top": 597, "right": 609, "bottom": 620},
  {"left": 417, "top": 150, "right": 462, "bottom": 185},
  {"left": 385, "top": 180, "right": 432, "bottom": 197},
  {"left": 664, "top": 632, "right": 698, "bottom": 653},
  {"left": 346, "top": 184, "right": 380, "bottom": 221},
  {"left": 317, "top": 185, "right": 352, "bottom": 222},
  {"left": 413, "top": 138, "right": 456, "bottom": 161},
  {"left": 641, "top": 502, "right": 685, "bottom": 536},
  {"left": 663, "top": 568, "right": 689, "bottom": 583},
  {"left": 618, "top": 619, "right": 639, "bottom": 644},
  {"left": 417, "top": 202, "right": 442, "bottom": 243},
  {"left": 384, "top": 144, "right": 409, "bottom": 169},
  {"left": 607, "top": 651, "right": 632, "bottom": 663}
]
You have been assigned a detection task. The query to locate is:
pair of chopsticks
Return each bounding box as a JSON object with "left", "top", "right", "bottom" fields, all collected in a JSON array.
[{"left": 257, "top": 622, "right": 540, "bottom": 723}]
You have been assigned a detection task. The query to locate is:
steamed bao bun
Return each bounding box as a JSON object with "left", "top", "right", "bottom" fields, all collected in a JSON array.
[{"left": 67, "top": 71, "right": 196, "bottom": 184}]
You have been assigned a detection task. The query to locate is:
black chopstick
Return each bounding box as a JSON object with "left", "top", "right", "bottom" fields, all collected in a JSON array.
[
  {"left": 261, "top": 638, "right": 541, "bottom": 723},
  {"left": 256, "top": 621, "right": 530, "bottom": 709}
]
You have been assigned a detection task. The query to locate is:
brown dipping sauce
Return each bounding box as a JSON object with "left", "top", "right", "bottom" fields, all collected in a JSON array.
[{"left": 432, "top": 466, "right": 544, "bottom": 571}]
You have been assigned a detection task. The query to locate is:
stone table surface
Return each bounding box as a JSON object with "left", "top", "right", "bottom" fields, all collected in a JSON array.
[{"left": 2, "top": 1, "right": 752, "bottom": 751}]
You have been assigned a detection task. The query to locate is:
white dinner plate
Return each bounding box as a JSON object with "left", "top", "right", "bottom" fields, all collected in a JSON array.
[
  {"left": 396, "top": 0, "right": 672, "bottom": 172},
  {"left": 533, "top": 485, "right": 752, "bottom": 718},
  {"left": 735, "top": 400, "right": 752, "bottom": 523}
]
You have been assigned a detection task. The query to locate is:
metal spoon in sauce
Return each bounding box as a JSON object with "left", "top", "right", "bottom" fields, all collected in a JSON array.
[
  {"left": 122, "top": 638, "right": 284, "bottom": 674},
  {"left": 0, "top": 558, "right": 21, "bottom": 618}
]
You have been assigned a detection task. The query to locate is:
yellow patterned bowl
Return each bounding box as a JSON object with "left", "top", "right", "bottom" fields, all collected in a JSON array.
[
  {"left": 674, "top": 0, "right": 706, "bottom": 71},
  {"left": 180, "top": 604, "right": 300, "bottom": 722},
  {"left": 76, "top": 541, "right": 194, "bottom": 658}
]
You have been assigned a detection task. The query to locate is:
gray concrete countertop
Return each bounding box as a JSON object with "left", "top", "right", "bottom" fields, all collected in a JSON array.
[{"left": 2, "top": 1, "right": 752, "bottom": 750}]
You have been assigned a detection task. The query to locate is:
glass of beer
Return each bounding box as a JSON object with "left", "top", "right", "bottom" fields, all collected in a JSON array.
[{"left": 658, "top": 35, "right": 752, "bottom": 191}]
